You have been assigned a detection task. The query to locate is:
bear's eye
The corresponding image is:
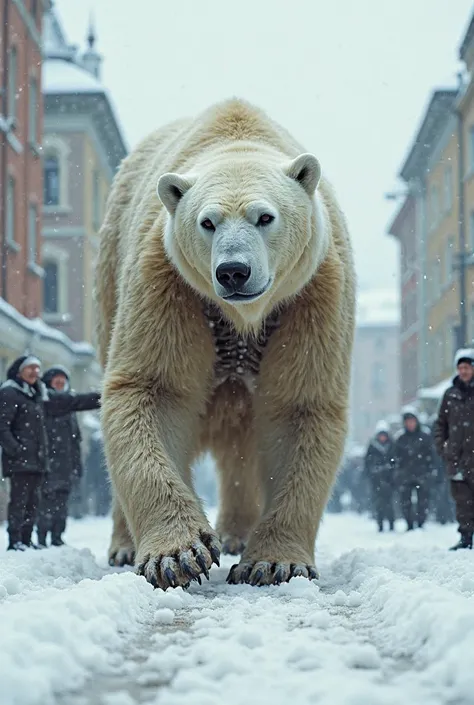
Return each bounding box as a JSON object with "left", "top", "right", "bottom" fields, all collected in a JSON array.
[
  {"left": 258, "top": 213, "right": 274, "bottom": 226},
  {"left": 200, "top": 218, "right": 215, "bottom": 231}
]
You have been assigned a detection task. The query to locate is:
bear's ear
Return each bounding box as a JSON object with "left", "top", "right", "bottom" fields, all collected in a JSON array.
[
  {"left": 157, "top": 173, "right": 194, "bottom": 216},
  {"left": 285, "top": 153, "right": 321, "bottom": 197}
]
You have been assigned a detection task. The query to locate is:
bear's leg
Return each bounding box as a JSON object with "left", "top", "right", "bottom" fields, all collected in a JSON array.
[
  {"left": 108, "top": 492, "right": 135, "bottom": 567},
  {"left": 227, "top": 402, "right": 346, "bottom": 586},
  {"left": 102, "top": 379, "right": 221, "bottom": 590},
  {"left": 208, "top": 381, "right": 262, "bottom": 555}
]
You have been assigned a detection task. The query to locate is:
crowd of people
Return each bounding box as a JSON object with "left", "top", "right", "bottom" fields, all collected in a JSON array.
[
  {"left": 333, "top": 349, "right": 474, "bottom": 551},
  {"left": 0, "top": 354, "right": 109, "bottom": 550}
]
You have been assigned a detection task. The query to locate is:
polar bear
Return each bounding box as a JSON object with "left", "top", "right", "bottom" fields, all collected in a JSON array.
[{"left": 95, "top": 98, "right": 355, "bottom": 590}]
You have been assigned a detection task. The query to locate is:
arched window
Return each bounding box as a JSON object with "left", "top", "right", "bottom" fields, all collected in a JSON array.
[
  {"left": 44, "top": 155, "right": 60, "bottom": 206},
  {"left": 43, "top": 260, "right": 59, "bottom": 313}
]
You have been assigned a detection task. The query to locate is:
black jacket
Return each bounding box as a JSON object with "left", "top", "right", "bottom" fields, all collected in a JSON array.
[
  {"left": 364, "top": 438, "right": 395, "bottom": 486},
  {"left": 434, "top": 376, "right": 474, "bottom": 477},
  {"left": 393, "top": 425, "right": 435, "bottom": 484},
  {"left": 0, "top": 379, "right": 101, "bottom": 478},
  {"left": 42, "top": 389, "right": 99, "bottom": 492}
]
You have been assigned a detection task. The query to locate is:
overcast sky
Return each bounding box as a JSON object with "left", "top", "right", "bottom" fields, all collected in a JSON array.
[{"left": 55, "top": 0, "right": 474, "bottom": 295}]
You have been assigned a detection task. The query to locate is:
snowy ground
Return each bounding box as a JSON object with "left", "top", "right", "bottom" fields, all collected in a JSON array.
[{"left": 1, "top": 512, "right": 474, "bottom": 705}]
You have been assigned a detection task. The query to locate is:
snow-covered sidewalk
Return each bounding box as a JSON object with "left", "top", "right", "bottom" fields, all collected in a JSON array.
[{"left": 1, "top": 513, "right": 474, "bottom": 705}]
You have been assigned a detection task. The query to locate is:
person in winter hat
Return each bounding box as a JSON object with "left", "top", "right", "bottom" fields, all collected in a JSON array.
[
  {"left": 393, "top": 406, "right": 436, "bottom": 531},
  {"left": 0, "top": 355, "right": 101, "bottom": 551},
  {"left": 434, "top": 348, "right": 474, "bottom": 550},
  {"left": 36, "top": 365, "right": 101, "bottom": 547},
  {"left": 364, "top": 421, "right": 396, "bottom": 532}
]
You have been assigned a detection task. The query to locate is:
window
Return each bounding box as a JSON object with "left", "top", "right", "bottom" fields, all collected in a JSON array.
[
  {"left": 28, "top": 78, "right": 37, "bottom": 145},
  {"left": 371, "top": 364, "right": 385, "bottom": 399},
  {"left": 8, "top": 47, "right": 17, "bottom": 120},
  {"left": 43, "top": 261, "right": 59, "bottom": 314},
  {"left": 470, "top": 211, "right": 474, "bottom": 256},
  {"left": 444, "top": 166, "right": 453, "bottom": 212},
  {"left": 446, "top": 237, "right": 455, "bottom": 284},
  {"left": 470, "top": 127, "right": 474, "bottom": 172},
  {"left": 43, "top": 155, "right": 60, "bottom": 206},
  {"left": 446, "top": 318, "right": 455, "bottom": 370},
  {"left": 374, "top": 335, "right": 385, "bottom": 352},
  {"left": 430, "top": 185, "right": 439, "bottom": 227},
  {"left": 6, "top": 176, "right": 16, "bottom": 246},
  {"left": 92, "top": 169, "right": 100, "bottom": 229},
  {"left": 28, "top": 205, "right": 37, "bottom": 265},
  {"left": 431, "top": 257, "right": 442, "bottom": 302}
]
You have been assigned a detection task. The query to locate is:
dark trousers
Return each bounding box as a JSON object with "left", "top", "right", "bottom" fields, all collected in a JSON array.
[
  {"left": 8, "top": 473, "right": 42, "bottom": 545},
  {"left": 450, "top": 475, "right": 474, "bottom": 535},
  {"left": 37, "top": 488, "right": 70, "bottom": 542},
  {"left": 400, "top": 482, "right": 430, "bottom": 528},
  {"left": 370, "top": 479, "right": 395, "bottom": 527},
  {"left": 433, "top": 480, "right": 456, "bottom": 524}
]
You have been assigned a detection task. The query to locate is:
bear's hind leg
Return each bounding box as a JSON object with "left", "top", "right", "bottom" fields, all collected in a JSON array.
[{"left": 207, "top": 381, "right": 262, "bottom": 556}]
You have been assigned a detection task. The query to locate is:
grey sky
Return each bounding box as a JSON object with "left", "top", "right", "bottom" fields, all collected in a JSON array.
[{"left": 56, "top": 0, "right": 474, "bottom": 295}]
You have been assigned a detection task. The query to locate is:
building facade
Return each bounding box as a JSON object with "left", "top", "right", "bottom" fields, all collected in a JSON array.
[
  {"left": 388, "top": 193, "right": 420, "bottom": 404},
  {"left": 41, "top": 7, "right": 127, "bottom": 345},
  {"left": 389, "top": 10, "right": 474, "bottom": 408},
  {"left": 0, "top": 0, "right": 47, "bottom": 318},
  {"left": 349, "top": 290, "right": 400, "bottom": 448}
]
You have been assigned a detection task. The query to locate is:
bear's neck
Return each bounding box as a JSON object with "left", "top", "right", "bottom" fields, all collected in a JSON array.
[{"left": 203, "top": 302, "right": 280, "bottom": 393}]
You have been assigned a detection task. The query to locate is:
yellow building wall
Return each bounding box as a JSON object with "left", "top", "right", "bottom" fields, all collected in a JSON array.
[{"left": 425, "top": 130, "right": 460, "bottom": 382}]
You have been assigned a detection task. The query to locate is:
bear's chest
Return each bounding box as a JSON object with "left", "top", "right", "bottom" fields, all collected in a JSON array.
[{"left": 203, "top": 303, "right": 280, "bottom": 393}]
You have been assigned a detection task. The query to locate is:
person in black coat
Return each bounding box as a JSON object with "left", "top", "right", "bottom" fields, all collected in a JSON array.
[
  {"left": 37, "top": 365, "right": 101, "bottom": 547},
  {"left": 393, "top": 407, "right": 436, "bottom": 531},
  {"left": 364, "top": 421, "right": 396, "bottom": 532},
  {"left": 0, "top": 355, "right": 101, "bottom": 551}
]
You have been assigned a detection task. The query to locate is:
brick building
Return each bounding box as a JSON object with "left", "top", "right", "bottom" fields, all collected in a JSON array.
[{"left": 0, "top": 0, "right": 46, "bottom": 317}]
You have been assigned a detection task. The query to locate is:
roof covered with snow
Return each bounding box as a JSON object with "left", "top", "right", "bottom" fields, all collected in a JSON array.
[
  {"left": 0, "top": 297, "right": 94, "bottom": 357},
  {"left": 418, "top": 376, "right": 452, "bottom": 400},
  {"left": 41, "top": 6, "right": 128, "bottom": 170},
  {"left": 399, "top": 90, "right": 458, "bottom": 183},
  {"left": 356, "top": 289, "right": 400, "bottom": 328},
  {"left": 42, "top": 59, "right": 104, "bottom": 95}
]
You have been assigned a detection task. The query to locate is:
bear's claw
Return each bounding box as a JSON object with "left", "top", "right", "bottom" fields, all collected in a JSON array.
[
  {"left": 136, "top": 532, "right": 221, "bottom": 590},
  {"left": 108, "top": 547, "right": 135, "bottom": 568},
  {"left": 226, "top": 560, "right": 319, "bottom": 586}
]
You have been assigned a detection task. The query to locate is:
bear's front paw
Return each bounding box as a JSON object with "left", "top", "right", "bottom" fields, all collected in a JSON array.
[
  {"left": 136, "top": 531, "right": 221, "bottom": 590},
  {"left": 226, "top": 560, "right": 319, "bottom": 586}
]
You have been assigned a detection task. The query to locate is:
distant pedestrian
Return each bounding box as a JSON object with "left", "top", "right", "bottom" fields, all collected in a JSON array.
[
  {"left": 434, "top": 349, "right": 474, "bottom": 550},
  {"left": 394, "top": 407, "right": 436, "bottom": 531},
  {"left": 0, "top": 355, "right": 101, "bottom": 551},
  {"left": 364, "top": 421, "right": 396, "bottom": 532},
  {"left": 84, "top": 430, "right": 111, "bottom": 516},
  {"left": 37, "top": 365, "right": 101, "bottom": 547}
]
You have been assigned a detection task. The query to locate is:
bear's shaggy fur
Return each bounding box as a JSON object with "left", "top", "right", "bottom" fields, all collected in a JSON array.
[{"left": 95, "top": 98, "right": 355, "bottom": 589}]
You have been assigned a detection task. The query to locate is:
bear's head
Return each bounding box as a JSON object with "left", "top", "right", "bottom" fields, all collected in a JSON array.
[{"left": 157, "top": 151, "right": 328, "bottom": 330}]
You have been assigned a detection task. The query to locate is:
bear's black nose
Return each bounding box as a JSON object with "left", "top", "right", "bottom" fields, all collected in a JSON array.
[{"left": 215, "top": 261, "right": 251, "bottom": 293}]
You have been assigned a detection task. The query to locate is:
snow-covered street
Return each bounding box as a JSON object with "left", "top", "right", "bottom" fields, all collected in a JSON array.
[{"left": 2, "top": 513, "right": 474, "bottom": 705}]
